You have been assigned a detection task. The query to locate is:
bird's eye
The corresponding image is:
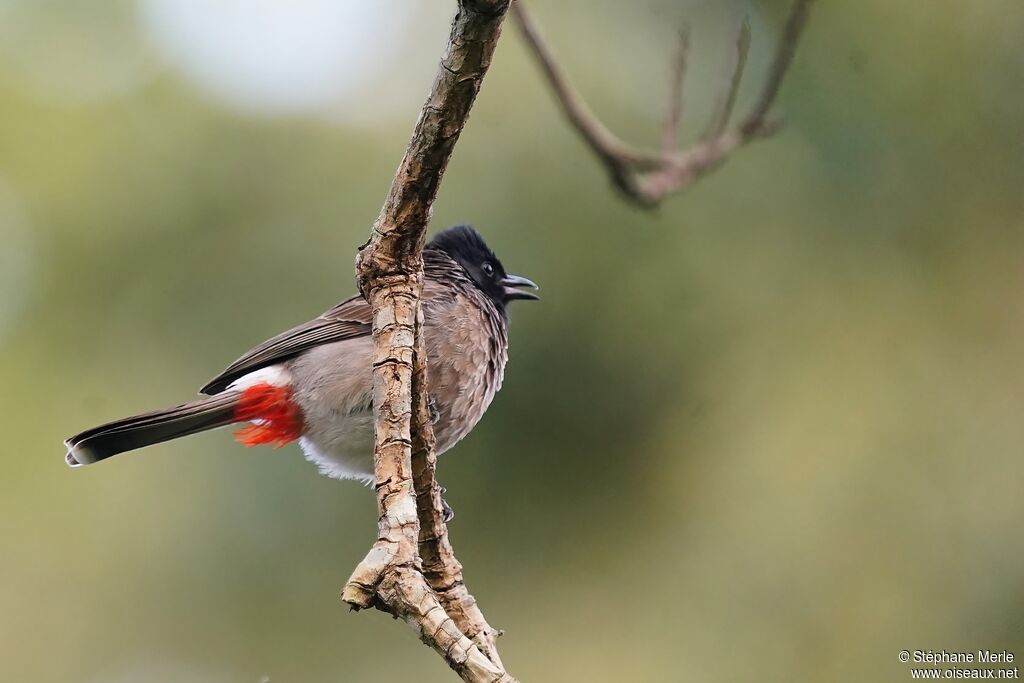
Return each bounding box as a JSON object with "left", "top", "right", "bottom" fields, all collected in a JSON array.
[{"left": 481, "top": 262, "right": 494, "bottom": 277}]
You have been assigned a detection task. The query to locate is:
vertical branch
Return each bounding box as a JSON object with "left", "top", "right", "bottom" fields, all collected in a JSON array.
[
  {"left": 357, "top": 0, "right": 515, "bottom": 283},
  {"left": 741, "top": 0, "right": 814, "bottom": 134},
  {"left": 412, "top": 311, "right": 505, "bottom": 667},
  {"left": 702, "top": 18, "right": 751, "bottom": 141},
  {"left": 342, "top": 1, "right": 517, "bottom": 680},
  {"left": 661, "top": 25, "right": 690, "bottom": 156}
]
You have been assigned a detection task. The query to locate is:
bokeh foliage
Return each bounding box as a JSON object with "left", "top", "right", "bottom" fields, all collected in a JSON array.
[{"left": 2, "top": 1, "right": 1023, "bottom": 681}]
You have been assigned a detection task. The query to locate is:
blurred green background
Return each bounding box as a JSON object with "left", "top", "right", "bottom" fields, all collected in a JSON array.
[{"left": 2, "top": 1, "right": 1023, "bottom": 681}]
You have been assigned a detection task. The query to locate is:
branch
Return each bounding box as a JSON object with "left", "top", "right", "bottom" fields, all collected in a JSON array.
[
  {"left": 702, "top": 18, "right": 750, "bottom": 142},
  {"left": 661, "top": 24, "right": 690, "bottom": 155},
  {"left": 412, "top": 310, "right": 507, "bottom": 668},
  {"left": 341, "top": 2, "right": 517, "bottom": 681},
  {"left": 512, "top": 0, "right": 814, "bottom": 208}
]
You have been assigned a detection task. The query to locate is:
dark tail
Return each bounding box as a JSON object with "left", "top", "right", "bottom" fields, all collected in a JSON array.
[{"left": 65, "top": 392, "right": 242, "bottom": 467}]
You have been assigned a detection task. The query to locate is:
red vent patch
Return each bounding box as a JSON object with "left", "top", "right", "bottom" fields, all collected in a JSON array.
[{"left": 232, "top": 383, "right": 304, "bottom": 448}]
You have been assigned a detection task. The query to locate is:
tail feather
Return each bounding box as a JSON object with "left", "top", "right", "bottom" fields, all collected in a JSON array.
[{"left": 65, "top": 392, "right": 241, "bottom": 467}]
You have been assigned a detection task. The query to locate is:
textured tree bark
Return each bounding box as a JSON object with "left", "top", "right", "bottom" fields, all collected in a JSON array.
[
  {"left": 340, "top": 1, "right": 516, "bottom": 681},
  {"left": 340, "top": 1, "right": 814, "bottom": 678}
]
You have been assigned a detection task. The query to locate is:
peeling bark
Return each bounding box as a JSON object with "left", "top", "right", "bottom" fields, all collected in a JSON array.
[
  {"left": 340, "top": 1, "right": 815, "bottom": 679},
  {"left": 341, "top": 1, "right": 516, "bottom": 681}
]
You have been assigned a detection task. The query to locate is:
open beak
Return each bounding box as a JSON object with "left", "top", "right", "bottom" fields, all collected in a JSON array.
[{"left": 500, "top": 274, "right": 540, "bottom": 301}]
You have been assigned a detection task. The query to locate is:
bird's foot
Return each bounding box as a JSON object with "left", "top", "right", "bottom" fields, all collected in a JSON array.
[
  {"left": 439, "top": 486, "right": 455, "bottom": 523},
  {"left": 428, "top": 398, "right": 441, "bottom": 425}
]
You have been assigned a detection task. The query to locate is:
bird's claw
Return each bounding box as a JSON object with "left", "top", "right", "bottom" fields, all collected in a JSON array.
[{"left": 439, "top": 486, "right": 454, "bottom": 523}]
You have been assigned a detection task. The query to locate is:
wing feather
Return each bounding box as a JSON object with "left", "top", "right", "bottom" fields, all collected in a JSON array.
[{"left": 199, "top": 295, "right": 371, "bottom": 395}]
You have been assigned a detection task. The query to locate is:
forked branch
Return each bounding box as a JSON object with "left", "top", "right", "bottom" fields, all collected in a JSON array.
[
  {"left": 342, "top": 1, "right": 516, "bottom": 681},
  {"left": 512, "top": 0, "right": 814, "bottom": 207},
  {"left": 340, "top": 2, "right": 814, "bottom": 679}
]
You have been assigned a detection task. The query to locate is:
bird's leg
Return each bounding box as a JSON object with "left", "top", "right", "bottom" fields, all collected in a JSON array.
[
  {"left": 428, "top": 397, "right": 441, "bottom": 425},
  {"left": 439, "top": 485, "right": 455, "bottom": 523}
]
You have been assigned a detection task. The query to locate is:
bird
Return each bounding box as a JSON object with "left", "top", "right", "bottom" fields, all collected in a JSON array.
[{"left": 64, "top": 225, "right": 538, "bottom": 488}]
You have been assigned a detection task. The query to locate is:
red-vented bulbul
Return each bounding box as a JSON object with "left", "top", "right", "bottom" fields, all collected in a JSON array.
[{"left": 64, "top": 225, "right": 538, "bottom": 484}]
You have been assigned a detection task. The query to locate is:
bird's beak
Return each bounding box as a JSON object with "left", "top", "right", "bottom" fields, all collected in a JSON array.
[{"left": 500, "top": 274, "right": 540, "bottom": 301}]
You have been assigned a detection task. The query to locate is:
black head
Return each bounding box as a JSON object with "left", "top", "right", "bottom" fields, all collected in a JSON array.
[{"left": 427, "top": 225, "right": 539, "bottom": 308}]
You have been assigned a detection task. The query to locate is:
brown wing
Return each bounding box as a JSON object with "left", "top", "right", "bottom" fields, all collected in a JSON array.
[{"left": 199, "top": 295, "right": 372, "bottom": 395}]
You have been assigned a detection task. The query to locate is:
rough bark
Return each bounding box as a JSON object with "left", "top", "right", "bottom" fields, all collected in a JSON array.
[
  {"left": 340, "top": 1, "right": 516, "bottom": 681},
  {"left": 340, "top": 1, "right": 816, "bottom": 679}
]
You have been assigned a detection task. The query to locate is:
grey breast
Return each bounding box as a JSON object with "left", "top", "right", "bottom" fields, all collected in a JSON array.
[{"left": 422, "top": 279, "right": 509, "bottom": 456}]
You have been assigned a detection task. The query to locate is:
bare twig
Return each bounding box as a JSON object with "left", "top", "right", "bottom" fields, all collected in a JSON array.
[
  {"left": 661, "top": 25, "right": 690, "bottom": 156},
  {"left": 702, "top": 18, "right": 750, "bottom": 141},
  {"left": 510, "top": 0, "right": 661, "bottom": 199},
  {"left": 513, "top": 0, "right": 815, "bottom": 207},
  {"left": 341, "top": 1, "right": 517, "bottom": 681},
  {"left": 741, "top": 0, "right": 813, "bottom": 134}
]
